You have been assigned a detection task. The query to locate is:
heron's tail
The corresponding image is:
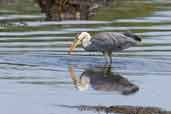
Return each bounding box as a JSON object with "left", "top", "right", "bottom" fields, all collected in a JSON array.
[
  {"left": 132, "top": 35, "right": 142, "bottom": 42},
  {"left": 123, "top": 32, "right": 142, "bottom": 42}
]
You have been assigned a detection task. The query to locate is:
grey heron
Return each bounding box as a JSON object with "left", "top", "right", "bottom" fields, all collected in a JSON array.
[{"left": 69, "top": 32, "right": 142, "bottom": 64}]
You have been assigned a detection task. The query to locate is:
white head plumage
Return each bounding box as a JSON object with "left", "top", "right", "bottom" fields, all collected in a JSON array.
[{"left": 69, "top": 32, "right": 92, "bottom": 53}]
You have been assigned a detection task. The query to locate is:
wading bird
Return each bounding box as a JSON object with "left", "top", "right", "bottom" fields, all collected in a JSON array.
[{"left": 69, "top": 32, "right": 142, "bottom": 64}]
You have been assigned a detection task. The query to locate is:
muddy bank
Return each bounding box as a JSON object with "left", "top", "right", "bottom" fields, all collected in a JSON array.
[
  {"left": 35, "top": 0, "right": 155, "bottom": 21},
  {"left": 35, "top": 0, "right": 113, "bottom": 20},
  {"left": 59, "top": 105, "right": 171, "bottom": 114}
]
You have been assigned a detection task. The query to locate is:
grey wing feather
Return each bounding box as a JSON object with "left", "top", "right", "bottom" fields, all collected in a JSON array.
[
  {"left": 85, "top": 32, "right": 138, "bottom": 52},
  {"left": 109, "top": 32, "right": 138, "bottom": 50},
  {"left": 85, "top": 32, "right": 114, "bottom": 51}
]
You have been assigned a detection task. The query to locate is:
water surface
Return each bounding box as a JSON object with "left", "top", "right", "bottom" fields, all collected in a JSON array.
[{"left": 0, "top": 0, "right": 171, "bottom": 114}]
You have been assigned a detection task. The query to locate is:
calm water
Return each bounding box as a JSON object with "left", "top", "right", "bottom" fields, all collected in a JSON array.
[{"left": 0, "top": 0, "right": 171, "bottom": 114}]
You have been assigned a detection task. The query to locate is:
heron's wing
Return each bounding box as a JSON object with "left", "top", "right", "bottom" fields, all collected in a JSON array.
[
  {"left": 87, "top": 33, "right": 114, "bottom": 51},
  {"left": 87, "top": 32, "right": 137, "bottom": 51},
  {"left": 107, "top": 32, "right": 138, "bottom": 49}
]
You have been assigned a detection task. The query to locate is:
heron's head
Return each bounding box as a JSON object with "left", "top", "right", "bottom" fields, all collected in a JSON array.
[
  {"left": 69, "top": 32, "right": 91, "bottom": 54},
  {"left": 77, "top": 76, "right": 90, "bottom": 91}
]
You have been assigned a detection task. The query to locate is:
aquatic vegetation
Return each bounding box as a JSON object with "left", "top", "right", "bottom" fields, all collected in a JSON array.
[{"left": 59, "top": 105, "right": 171, "bottom": 114}]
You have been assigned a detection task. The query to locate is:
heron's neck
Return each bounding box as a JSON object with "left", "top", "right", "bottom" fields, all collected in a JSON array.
[{"left": 82, "top": 35, "right": 92, "bottom": 48}]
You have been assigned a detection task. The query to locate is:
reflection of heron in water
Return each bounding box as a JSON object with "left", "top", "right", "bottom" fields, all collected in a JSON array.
[{"left": 68, "top": 65, "right": 139, "bottom": 95}]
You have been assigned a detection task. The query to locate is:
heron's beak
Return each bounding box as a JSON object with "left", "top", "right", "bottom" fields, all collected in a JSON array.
[{"left": 69, "top": 38, "right": 81, "bottom": 54}]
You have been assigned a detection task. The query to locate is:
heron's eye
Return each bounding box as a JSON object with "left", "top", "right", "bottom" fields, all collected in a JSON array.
[{"left": 76, "top": 33, "right": 81, "bottom": 38}]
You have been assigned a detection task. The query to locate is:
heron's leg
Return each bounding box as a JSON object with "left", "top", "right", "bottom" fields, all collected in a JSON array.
[
  {"left": 103, "top": 52, "right": 108, "bottom": 64},
  {"left": 103, "top": 52, "right": 111, "bottom": 65},
  {"left": 108, "top": 51, "right": 112, "bottom": 64},
  {"left": 104, "top": 64, "right": 112, "bottom": 75}
]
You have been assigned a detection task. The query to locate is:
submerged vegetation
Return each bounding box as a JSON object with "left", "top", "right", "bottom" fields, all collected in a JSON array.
[{"left": 60, "top": 105, "right": 171, "bottom": 114}]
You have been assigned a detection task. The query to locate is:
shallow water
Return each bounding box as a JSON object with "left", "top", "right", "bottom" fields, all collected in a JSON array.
[{"left": 0, "top": 0, "right": 171, "bottom": 114}]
